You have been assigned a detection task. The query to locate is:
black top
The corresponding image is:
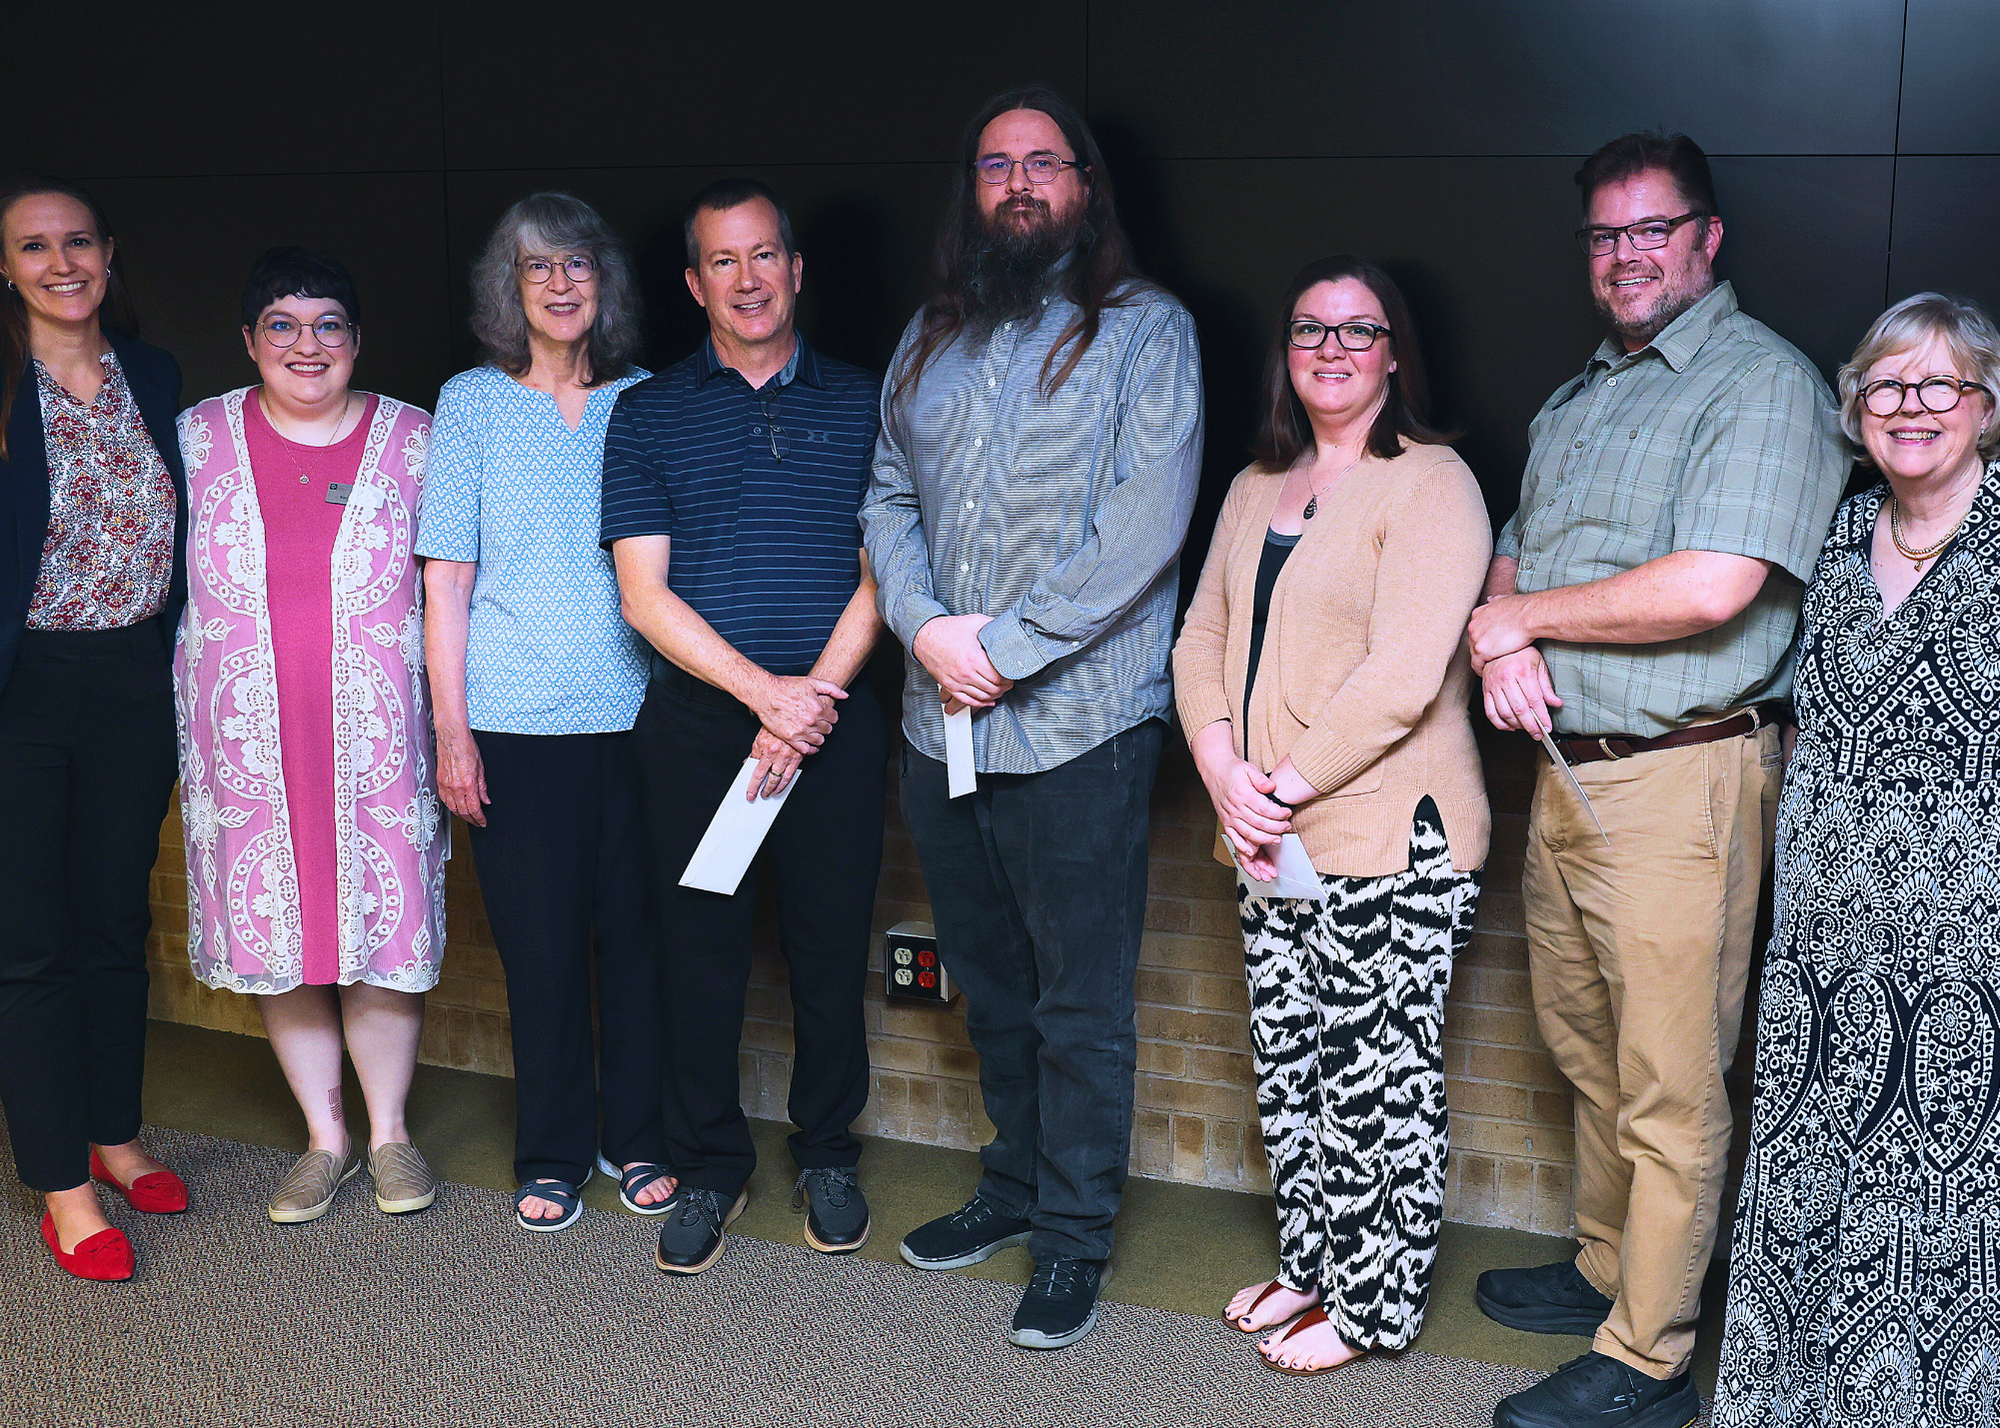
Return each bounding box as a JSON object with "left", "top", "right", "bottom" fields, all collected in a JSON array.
[
  {"left": 599, "top": 336, "right": 881, "bottom": 676},
  {"left": 1242, "top": 528, "right": 1301, "bottom": 727},
  {"left": 0, "top": 332, "right": 187, "bottom": 695}
]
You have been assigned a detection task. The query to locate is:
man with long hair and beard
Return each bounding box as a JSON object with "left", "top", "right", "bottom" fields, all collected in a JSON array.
[{"left": 861, "top": 86, "right": 1202, "bottom": 1350}]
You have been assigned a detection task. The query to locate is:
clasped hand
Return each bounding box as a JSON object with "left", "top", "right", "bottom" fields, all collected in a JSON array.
[
  {"left": 913, "top": 613, "right": 1013, "bottom": 709},
  {"left": 744, "top": 673, "right": 846, "bottom": 801}
]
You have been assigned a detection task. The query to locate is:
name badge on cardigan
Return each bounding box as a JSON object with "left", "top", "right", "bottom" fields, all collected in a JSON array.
[{"left": 325, "top": 482, "right": 354, "bottom": 505}]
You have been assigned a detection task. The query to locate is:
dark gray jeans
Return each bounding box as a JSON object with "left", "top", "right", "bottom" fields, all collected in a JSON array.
[{"left": 899, "top": 718, "right": 1163, "bottom": 1263}]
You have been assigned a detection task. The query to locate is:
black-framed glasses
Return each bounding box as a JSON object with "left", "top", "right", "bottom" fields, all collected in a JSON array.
[
  {"left": 258, "top": 315, "right": 353, "bottom": 348},
  {"left": 517, "top": 254, "right": 598, "bottom": 283},
  {"left": 1861, "top": 374, "right": 1994, "bottom": 418},
  {"left": 757, "top": 389, "right": 789, "bottom": 461},
  {"left": 973, "top": 153, "right": 1082, "bottom": 186},
  {"left": 1288, "top": 319, "right": 1391, "bottom": 353},
  {"left": 1575, "top": 211, "right": 1710, "bottom": 257}
]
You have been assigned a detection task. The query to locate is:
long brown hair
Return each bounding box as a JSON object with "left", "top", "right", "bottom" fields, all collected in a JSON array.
[
  {"left": 1249, "top": 256, "right": 1453, "bottom": 471},
  {"left": 892, "top": 85, "right": 1146, "bottom": 407},
  {"left": 0, "top": 173, "right": 142, "bottom": 461}
]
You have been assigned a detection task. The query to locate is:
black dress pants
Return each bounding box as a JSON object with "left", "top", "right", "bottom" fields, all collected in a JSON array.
[
  {"left": 467, "top": 729, "right": 664, "bottom": 1186},
  {"left": 898, "top": 719, "right": 1163, "bottom": 1264},
  {"left": 634, "top": 668, "right": 885, "bottom": 1198},
  {"left": 0, "top": 619, "right": 178, "bottom": 1193}
]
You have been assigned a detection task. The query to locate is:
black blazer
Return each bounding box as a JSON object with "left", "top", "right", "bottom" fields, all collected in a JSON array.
[{"left": 0, "top": 331, "right": 188, "bottom": 694}]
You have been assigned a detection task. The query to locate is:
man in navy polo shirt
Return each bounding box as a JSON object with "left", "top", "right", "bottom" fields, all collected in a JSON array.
[{"left": 602, "top": 178, "right": 886, "bottom": 1277}]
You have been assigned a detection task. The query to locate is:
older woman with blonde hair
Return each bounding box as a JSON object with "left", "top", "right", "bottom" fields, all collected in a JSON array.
[
  {"left": 1716, "top": 292, "right": 2000, "bottom": 1428},
  {"left": 416, "top": 193, "right": 670, "bottom": 1231}
]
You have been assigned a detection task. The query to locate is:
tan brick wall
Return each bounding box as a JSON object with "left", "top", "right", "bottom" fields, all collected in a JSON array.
[{"left": 144, "top": 730, "right": 1574, "bottom": 1234}]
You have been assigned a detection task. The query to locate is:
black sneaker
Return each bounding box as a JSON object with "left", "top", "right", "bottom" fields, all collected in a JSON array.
[
  {"left": 652, "top": 1185, "right": 748, "bottom": 1276},
  {"left": 1475, "top": 1260, "right": 1615, "bottom": 1335},
  {"left": 792, "top": 1167, "right": 869, "bottom": 1253},
  {"left": 898, "top": 1194, "right": 1032, "bottom": 1270},
  {"left": 1495, "top": 1352, "right": 1699, "bottom": 1428},
  {"left": 1008, "top": 1256, "right": 1108, "bottom": 1349}
]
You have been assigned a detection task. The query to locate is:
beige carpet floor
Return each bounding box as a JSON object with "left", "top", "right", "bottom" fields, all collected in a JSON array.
[{"left": 0, "top": 1126, "right": 1574, "bottom": 1428}]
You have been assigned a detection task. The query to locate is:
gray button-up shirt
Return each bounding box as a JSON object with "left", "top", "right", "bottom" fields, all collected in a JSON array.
[
  {"left": 1495, "top": 282, "right": 1847, "bottom": 738},
  {"left": 861, "top": 283, "right": 1203, "bottom": 773}
]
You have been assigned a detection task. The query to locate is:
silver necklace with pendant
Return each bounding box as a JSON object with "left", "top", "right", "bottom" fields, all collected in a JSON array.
[{"left": 1302, "top": 449, "right": 1364, "bottom": 520}]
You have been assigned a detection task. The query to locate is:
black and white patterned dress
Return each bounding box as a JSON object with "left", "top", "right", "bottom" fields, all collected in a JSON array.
[
  {"left": 1717, "top": 465, "right": 2000, "bottom": 1427},
  {"left": 1240, "top": 796, "right": 1481, "bottom": 1349}
]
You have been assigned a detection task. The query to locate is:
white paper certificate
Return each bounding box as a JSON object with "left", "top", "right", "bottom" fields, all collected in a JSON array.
[
  {"left": 945, "top": 703, "right": 976, "bottom": 799},
  {"left": 680, "top": 758, "right": 799, "bottom": 895},
  {"left": 1232, "top": 833, "right": 1327, "bottom": 901}
]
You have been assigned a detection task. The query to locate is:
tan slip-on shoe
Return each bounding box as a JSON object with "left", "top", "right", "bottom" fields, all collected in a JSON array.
[
  {"left": 268, "top": 1144, "right": 364, "bottom": 1224},
  {"left": 369, "top": 1142, "right": 438, "bottom": 1214}
]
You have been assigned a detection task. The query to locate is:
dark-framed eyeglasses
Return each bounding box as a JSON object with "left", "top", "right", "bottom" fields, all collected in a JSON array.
[
  {"left": 757, "top": 389, "right": 789, "bottom": 461},
  {"left": 258, "top": 315, "right": 354, "bottom": 349},
  {"left": 1575, "top": 211, "right": 1710, "bottom": 258},
  {"left": 1288, "top": 319, "right": 1392, "bottom": 353},
  {"left": 1861, "top": 374, "right": 1994, "bottom": 418},
  {"left": 973, "top": 153, "right": 1083, "bottom": 186},
  {"left": 517, "top": 254, "right": 598, "bottom": 283}
]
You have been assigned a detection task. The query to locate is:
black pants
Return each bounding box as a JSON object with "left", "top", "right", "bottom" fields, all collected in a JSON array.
[
  {"left": 898, "top": 718, "right": 1163, "bottom": 1263},
  {"left": 634, "top": 668, "right": 886, "bottom": 1198},
  {"left": 0, "top": 619, "right": 178, "bottom": 1193},
  {"left": 467, "top": 729, "right": 664, "bottom": 1186}
]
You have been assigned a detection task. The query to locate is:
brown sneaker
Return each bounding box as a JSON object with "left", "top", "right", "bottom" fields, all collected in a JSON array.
[
  {"left": 369, "top": 1142, "right": 437, "bottom": 1214},
  {"left": 268, "top": 1144, "right": 363, "bottom": 1224}
]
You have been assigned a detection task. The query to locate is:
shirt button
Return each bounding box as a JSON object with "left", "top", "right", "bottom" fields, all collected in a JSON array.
[
  {"left": 1003, "top": 322, "right": 1012, "bottom": 331},
  {"left": 987, "top": 377, "right": 996, "bottom": 388},
  {"left": 973, "top": 437, "right": 983, "bottom": 446},
  {"left": 965, "top": 499, "right": 976, "bottom": 508},
  {"left": 1606, "top": 377, "right": 1617, "bottom": 387},
  {"left": 1572, "top": 440, "right": 1585, "bottom": 450},
  {"left": 1630, "top": 430, "right": 1639, "bottom": 438},
  {"left": 960, "top": 561, "right": 970, "bottom": 573}
]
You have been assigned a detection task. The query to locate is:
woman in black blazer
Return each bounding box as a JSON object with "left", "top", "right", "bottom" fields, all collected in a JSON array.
[{"left": 0, "top": 175, "right": 189, "bottom": 1280}]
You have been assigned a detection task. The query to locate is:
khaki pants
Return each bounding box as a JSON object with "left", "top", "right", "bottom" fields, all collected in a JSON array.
[{"left": 1523, "top": 723, "right": 1780, "bottom": 1379}]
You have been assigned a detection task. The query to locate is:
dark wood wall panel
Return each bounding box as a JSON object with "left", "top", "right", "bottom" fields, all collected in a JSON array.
[
  {"left": 1886, "top": 158, "right": 2000, "bottom": 319},
  {"left": 1897, "top": 1, "right": 2000, "bottom": 153}
]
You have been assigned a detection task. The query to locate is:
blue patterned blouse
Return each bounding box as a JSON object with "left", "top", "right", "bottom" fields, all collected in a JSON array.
[{"left": 415, "top": 364, "right": 651, "bottom": 735}]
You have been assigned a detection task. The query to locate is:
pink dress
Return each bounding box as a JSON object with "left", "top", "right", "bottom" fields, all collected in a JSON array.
[{"left": 175, "top": 388, "right": 447, "bottom": 994}]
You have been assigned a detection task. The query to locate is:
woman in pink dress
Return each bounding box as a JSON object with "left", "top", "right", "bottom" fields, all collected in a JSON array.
[{"left": 175, "top": 249, "right": 446, "bottom": 1224}]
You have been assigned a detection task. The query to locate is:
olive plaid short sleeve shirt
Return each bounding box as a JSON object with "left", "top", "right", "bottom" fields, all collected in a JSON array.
[{"left": 1495, "top": 282, "right": 1849, "bottom": 738}]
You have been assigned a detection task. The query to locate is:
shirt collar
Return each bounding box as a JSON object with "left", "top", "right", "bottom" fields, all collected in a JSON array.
[
  {"left": 699, "top": 332, "right": 824, "bottom": 391},
  {"left": 1588, "top": 279, "right": 1738, "bottom": 376}
]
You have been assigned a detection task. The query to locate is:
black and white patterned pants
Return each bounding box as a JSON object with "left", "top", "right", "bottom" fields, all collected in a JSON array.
[{"left": 1239, "top": 797, "right": 1480, "bottom": 1350}]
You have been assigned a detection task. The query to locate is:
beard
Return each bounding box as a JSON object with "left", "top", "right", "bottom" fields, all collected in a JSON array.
[
  {"left": 1593, "top": 257, "right": 1714, "bottom": 349},
  {"left": 961, "top": 195, "right": 1087, "bottom": 333}
]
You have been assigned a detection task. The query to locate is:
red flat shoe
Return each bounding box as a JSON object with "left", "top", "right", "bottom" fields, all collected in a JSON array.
[
  {"left": 40, "top": 1212, "right": 134, "bottom": 1282},
  {"left": 91, "top": 1148, "right": 187, "bottom": 1214}
]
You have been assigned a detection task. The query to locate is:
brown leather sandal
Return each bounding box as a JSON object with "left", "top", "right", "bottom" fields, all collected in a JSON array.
[
  {"left": 1230, "top": 1279, "right": 1314, "bottom": 1334},
  {"left": 1259, "top": 1308, "right": 1367, "bottom": 1375}
]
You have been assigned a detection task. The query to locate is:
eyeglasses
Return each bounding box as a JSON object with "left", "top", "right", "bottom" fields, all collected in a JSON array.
[
  {"left": 973, "top": 153, "right": 1083, "bottom": 186},
  {"left": 1288, "top": 319, "right": 1391, "bottom": 352},
  {"left": 1860, "top": 374, "right": 1994, "bottom": 418},
  {"left": 517, "top": 254, "right": 598, "bottom": 283},
  {"left": 1575, "top": 211, "right": 1710, "bottom": 258},
  {"left": 258, "top": 316, "right": 353, "bottom": 348},
  {"left": 757, "top": 389, "right": 788, "bottom": 461}
]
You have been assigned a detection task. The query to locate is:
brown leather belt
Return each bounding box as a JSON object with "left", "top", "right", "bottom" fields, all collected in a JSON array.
[{"left": 1555, "top": 700, "right": 1790, "bottom": 766}]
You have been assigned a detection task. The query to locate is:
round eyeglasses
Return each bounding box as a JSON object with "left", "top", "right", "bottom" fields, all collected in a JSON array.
[
  {"left": 517, "top": 254, "right": 598, "bottom": 283},
  {"left": 258, "top": 316, "right": 353, "bottom": 349},
  {"left": 974, "top": 153, "right": 1082, "bottom": 186},
  {"left": 1289, "top": 320, "right": 1391, "bottom": 353},
  {"left": 1575, "top": 211, "right": 1710, "bottom": 258},
  {"left": 1861, "top": 375, "right": 1994, "bottom": 418}
]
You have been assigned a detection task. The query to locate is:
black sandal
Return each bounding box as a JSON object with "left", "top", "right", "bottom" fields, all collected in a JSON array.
[
  {"left": 616, "top": 1162, "right": 677, "bottom": 1216},
  {"left": 514, "top": 1171, "right": 589, "bottom": 1233}
]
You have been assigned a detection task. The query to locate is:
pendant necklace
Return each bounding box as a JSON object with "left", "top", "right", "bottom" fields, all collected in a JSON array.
[
  {"left": 260, "top": 390, "right": 355, "bottom": 487},
  {"left": 1302, "top": 448, "right": 1364, "bottom": 520},
  {"left": 1889, "top": 495, "right": 1967, "bottom": 572}
]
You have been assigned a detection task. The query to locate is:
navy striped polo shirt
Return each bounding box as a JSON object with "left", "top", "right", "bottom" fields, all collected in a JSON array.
[{"left": 600, "top": 337, "right": 881, "bottom": 676}]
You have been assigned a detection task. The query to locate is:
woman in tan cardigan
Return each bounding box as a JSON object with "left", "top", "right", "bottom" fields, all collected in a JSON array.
[{"left": 1173, "top": 257, "right": 1491, "bottom": 1374}]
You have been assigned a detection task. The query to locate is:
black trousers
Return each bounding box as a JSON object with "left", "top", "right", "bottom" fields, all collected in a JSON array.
[
  {"left": 898, "top": 719, "right": 1163, "bottom": 1263},
  {"left": 634, "top": 667, "right": 886, "bottom": 1198},
  {"left": 467, "top": 729, "right": 664, "bottom": 1186},
  {"left": 0, "top": 619, "right": 178, "bottom": 1193}
]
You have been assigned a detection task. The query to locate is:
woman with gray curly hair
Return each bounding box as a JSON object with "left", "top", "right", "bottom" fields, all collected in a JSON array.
[
  {"left": 415, "top": 192, "right": 673, "bottom": 1231},
  {"left": 1715, "top": 292, "right": 2000, "bottom": 1428}
]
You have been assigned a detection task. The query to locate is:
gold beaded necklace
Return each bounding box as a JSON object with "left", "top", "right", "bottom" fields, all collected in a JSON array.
[{"left": 1888, "top": 494, "right": 1968, "bottom": 571}]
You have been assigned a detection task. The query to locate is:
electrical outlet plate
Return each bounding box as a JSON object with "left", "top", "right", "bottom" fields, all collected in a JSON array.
[{"left": 883, "top": 919, "right": 954, "bottom": 1003}]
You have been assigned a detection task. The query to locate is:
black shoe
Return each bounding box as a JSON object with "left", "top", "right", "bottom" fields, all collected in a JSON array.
[
  {"left": 652, "top": 1185, "right": 748, "bottom": 1275},
  {"left": 1495, "top": 1352, "right": 1700, "bottom": 1428},
  {"left": 1475, "top": 1260, "right": 1615, "bottom": 1335},
  {"left": 793, "top": 1167, "right": 869, "bottom": 1253},
  {"left": 1008, "top": 1256, "right": 1108, "bottom": 1349},
  {"left": 899, "top": 1194, "right": 1032, "bottom": 1270}
]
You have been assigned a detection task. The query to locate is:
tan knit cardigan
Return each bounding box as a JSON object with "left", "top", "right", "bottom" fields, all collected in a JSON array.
[{"left": 1172, "top": 443, "right": 1492, "bottom": 876}]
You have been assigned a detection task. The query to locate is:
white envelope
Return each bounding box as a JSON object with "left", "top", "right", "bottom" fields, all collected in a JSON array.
[
  {"left": 1232, "top": 833, "right": 1326, "bottom": 900},
  {"left": 944, "top": 703, "right": 976, "bottom": 799},
  {"left": 680, "top": 758, "right": 799, "bottom": 895}
]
